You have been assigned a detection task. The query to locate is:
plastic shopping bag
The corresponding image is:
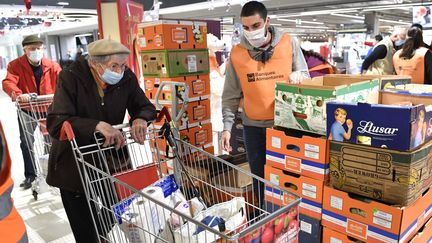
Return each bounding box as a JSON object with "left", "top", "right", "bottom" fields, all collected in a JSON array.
[{"left": 172, "top": 197, "right": 247, "bottom": 242}]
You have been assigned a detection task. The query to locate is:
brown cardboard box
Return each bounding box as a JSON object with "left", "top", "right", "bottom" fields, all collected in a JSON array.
[
  {"left": 325, "top": 74, "right": 411, "bottom": 89},
  {"left": 212, "top": 162, "right": 252, "bottom": 188},
  {"left": 329, "top": 140, "right": 432, "bottom": 206}
]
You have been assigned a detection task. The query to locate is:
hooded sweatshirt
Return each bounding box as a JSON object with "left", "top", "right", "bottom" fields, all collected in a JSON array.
[{"left": 222, "top": 26, "right": 309, "bottom": 132}]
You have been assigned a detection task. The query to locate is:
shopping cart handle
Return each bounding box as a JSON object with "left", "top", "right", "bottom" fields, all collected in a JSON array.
[{"left": 59, "top": 121, "right": 75, "bottom": 141}]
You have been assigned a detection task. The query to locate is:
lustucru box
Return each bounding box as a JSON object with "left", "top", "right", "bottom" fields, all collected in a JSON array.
[
  {"left": 329, "top": 139, "right": 432, "bottom": 206},
  {"left": 138, "top": 20, "right": 207, "bottom": 50},
  {"left": 144, "top": 75, "right": 210, "bottom": 102},
  {"left": 322, "top": 186, "right": 432, "bottom": 243},
  {"left": 141, "top": 49, "right": 209, "bottom": 77},
  {"left": 327, "top": 90, "right": 432, "bottom": 151},
  {"left": 264, "top": 164, "right": 324, "bottom": 220},
  {"left": 266, "top": 127, "right": 329, "bottom": 181},
  {"left": 274, "top": 75, "right": 379, "bottom": 135}
]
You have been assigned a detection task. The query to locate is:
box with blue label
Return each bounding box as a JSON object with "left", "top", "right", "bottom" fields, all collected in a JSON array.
[
  {"left": 327, "top": 90, "right": 432, "bottom": 151},
  {"left": 299, "top": 213, "right": 322, "bottom": 243},
  {"left": 274, "top": 75, "right": 379, "bottom": 135}
]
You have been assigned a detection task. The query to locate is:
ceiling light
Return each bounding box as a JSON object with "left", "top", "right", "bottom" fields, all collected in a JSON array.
[
  {"left": 277, "top": 18, "right": 324, "bottom": 25},
  {"left": 331, "top": 13, "right": 364, "bottom": 20},
  {"left": 380, "top": 19, "right": 410, "bottom": 25},
  {"left": 57, "top": 2, "right": 69, "bottom": 6}
]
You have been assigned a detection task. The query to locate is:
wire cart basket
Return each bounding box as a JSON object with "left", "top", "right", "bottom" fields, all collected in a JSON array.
[{"left": 16, "top": 93, "right": 55, "bottom": 200}]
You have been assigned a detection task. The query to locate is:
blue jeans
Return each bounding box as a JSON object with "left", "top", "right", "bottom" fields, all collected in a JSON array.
[{"left": 243, "top": 125, "right": 266, "bottom": 205}]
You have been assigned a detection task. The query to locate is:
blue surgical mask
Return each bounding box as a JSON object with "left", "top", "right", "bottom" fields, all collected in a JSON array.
[
  {"left": 100, "top": 69, "right": 124, "bottom": 85},
  {"left": 395, "top": 39, "right": 406, "bottom": 47}
]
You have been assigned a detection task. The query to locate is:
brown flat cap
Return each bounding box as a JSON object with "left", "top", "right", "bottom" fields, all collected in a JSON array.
[
  {"left": 22, "top": 35, "right": 44, "bottom": 46},
  {"left": 88, "top": 39, "right": 130, "bottom": 56}
]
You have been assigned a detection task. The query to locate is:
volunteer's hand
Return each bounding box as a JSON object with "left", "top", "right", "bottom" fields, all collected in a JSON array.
[
  {"left": 17, "top": 94, "right": 31, "bottom": 102},
  {"left": 221, "top": 130, "right": 232, "bottom": 152},
  {"left": 131, "top": 118, "right": 147, "bottom": 145},
  {"left": 95, "top": 121, "right": 125, "bottom": 150},
  {"left": 289, "top": 71, "right": 306, "bottom": 84}
]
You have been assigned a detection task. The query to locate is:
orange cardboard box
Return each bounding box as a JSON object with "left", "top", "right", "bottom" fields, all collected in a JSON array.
[
  {"left": 410, "top": 215, "right": 432, "bottom": 243},
  {"left": 180, "top": 122, "right": 213, "bottom": 147},
  {"left": 322, "top": 186, "right": 432, "bottom": 243},
  {"left": 266, "top": 128, "right": 329, "bottom": 181},
  {"left": 138, "top": 20, "right": 207, "bottom": 50},
  {"left": 144, "top": 75, "right": 210, "bottom": 102},
  {"left": 322, "top": 226, "right": 360, "bottom": 243},
  {"left": 153, "top": 99, "right": 211, "bottom": 129},
  {"left": 322, "top": 216, "right": 432, "bottom": 243},
  {"left": 264, "top": 164, "right": 324, "bottom": 220}
]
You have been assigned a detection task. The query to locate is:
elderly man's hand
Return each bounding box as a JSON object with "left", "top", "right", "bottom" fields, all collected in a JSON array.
[
  {"left": 131, "top": 118, "right": 147, "bottom": 144},
  {"left": 95, "top": 121, "right": 125, "bottom": 150},
  {"left": 17, "top": 94, "right": 31, "bottom": 103}
]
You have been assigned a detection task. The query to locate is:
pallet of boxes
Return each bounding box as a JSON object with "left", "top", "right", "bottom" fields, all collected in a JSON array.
[
  {"left": 264, "top": 74, "right": 432, "bottom": 243},
  {"left": 138, "top": 20, "right": 213, "bottom": 174}
]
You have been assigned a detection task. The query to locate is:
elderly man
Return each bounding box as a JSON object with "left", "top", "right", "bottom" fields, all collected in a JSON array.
[
  {"left": 2, "top": 35, "right": 61, "bottom": 189},
  {"left": 46, "top": 39, "right": 156, "bottom": 242},
  {"left": 362, "top": 27, "right": 407, "bottom": 75}
]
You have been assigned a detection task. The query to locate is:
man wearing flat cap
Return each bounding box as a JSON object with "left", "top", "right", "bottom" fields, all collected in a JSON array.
[
  {"left": 2, "top": 35, "right": 61, "bottom": 189},
  {"left": 46, "top": 39, "right": 156, "bottom": 242}
]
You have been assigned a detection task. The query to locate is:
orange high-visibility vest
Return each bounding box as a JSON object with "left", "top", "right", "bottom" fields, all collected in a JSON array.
[
  {"left": 231, "top": 34, "right": 293, "bottom": 120},
  {"left": 0, "top": 122, "right": 27, "bottom": 243},
  {"left": 393, "top": 47, "right": 429, "bottom": 84}
]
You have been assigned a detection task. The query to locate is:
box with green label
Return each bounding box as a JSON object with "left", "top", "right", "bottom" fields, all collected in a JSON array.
[
  {"left": 141, "top": 49, "right": 209, "bottom": 77},
  {"left": 274, "top": 75, "right": 379, "bottom": 135}
]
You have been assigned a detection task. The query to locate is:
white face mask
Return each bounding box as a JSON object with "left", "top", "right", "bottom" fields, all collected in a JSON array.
[
  {"left": 243, "top": 26, "right": 268, "bottom": 48},
  {"left": 28, "top": 50, "right": 43, "bottom": 63}
]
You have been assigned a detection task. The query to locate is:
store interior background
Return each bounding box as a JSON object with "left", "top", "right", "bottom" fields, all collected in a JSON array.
[{"left": 0, "top": 0, "right": 431, "bottom": 242}]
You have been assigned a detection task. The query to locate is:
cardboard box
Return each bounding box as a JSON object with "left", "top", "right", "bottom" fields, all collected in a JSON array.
[
  {"left": 325, "top": 74, "right": 411, "bottom": 90},
  {"left": 322, "top": 186, "right": 432, "bottom": 243},
  {"left": 138, "top": 20, "right": 207, "bottom": 50},
  {"left": 299, "top": 213, "right": 322, "bottom": 243},
  {"left": 266, "top": 127, "right": 329, "bottom": 181},
  {"left": 326, "top": 90, "right": 432, "bottom": 151},
  {"left": 212, "top": 162, "right": 252, "bottom": 188},
  {"left": 410, "top": 215, "right": 432, "bottom": 243},
  {"left": 322, "top": 227, "right": 362, "bottom": 243},
  {"left": 264, "top": 165, "right": 324, "bottom": 220},
  {"left": 329, "top": 140, "right": 432, "bottom": 206},
  {"left": 180, "top": 122, "right": 213, "bottom": 147},
  {"left": 274, "top": 75, "right": 379, "bottom": 135},
  {"left": 154, "top": 99, "right": 211, "bottom": 130},
  {"left": 141, "top": 49, "right": 209, "bottom": 77},
  {"left": 144, "top": 75, "right": 210, "bottom": 102}
]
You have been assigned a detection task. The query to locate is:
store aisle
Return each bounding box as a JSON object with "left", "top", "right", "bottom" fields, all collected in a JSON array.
[{"left": 0, "top": 70, "right": 74, "bottom": 243}]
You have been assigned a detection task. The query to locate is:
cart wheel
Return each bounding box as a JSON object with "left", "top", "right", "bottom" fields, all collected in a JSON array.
[{"left": 33, "top": 190, "right": 38, "bottom": 201}]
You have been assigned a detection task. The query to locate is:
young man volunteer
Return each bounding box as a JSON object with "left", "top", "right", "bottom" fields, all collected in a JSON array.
[{"left": 221, "top": 1, "right": 309, "bottom": 203}]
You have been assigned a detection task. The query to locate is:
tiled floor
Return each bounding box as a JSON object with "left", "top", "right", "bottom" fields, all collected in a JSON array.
[{"left": 0, "top": 70, "right": 75, "bottom": 243}]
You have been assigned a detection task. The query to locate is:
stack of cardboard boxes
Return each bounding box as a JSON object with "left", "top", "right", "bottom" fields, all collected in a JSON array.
[
  {"left": 138, "top": 20, "right": 214, "bottom": 160},
  {"left": 266, "top": 75, "right": 432, "bottom": 242}
]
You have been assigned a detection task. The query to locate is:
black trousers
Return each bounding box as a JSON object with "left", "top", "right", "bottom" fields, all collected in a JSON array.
[{"left": 60, "top": 189, "right": 116, "bottom": 243}]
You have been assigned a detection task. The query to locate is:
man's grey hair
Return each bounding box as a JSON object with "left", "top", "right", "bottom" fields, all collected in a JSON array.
[{"left": 87, "top": 54, "right": 129, "bottom": 64}]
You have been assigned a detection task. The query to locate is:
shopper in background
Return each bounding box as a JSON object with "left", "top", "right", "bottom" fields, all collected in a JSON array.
[
  {"left": 411, "top": 23, "right": 431, "bottom": 49},
  {"left": 46, "top": 39, "right": 156, "bottom": 242},
  {"left": 362, "top": 27, "right": 407, "bottom": 75},
  {"left": 301, "top": 48, "right": 336, "bottom": 77},
  {"left": 221, "top": 1, "right": 309, "bottom": 203},
  {"left": 2, "top": 35, "right": 61, "bottom": 190},
  {"left": 0, "top": 122, "right": 28, "bottom": 243},
  {"left": 366, "top": 34, "right": 383, "bottom": 57},
  {"left": 393, "top": 26, "right": 432, "bottom": 84}
]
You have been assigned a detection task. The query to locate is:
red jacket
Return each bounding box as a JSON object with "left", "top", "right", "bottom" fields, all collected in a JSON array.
[{"left": 2, "top": 55, "right": 61, "bottom": 100}]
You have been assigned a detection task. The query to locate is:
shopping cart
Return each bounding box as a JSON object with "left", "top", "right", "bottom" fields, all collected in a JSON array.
[
  {"left": 58, "top": 81, "right": 301, "bottom": 242},
  {"left": 16, "top": 93, "right": 55, "bottom": 200}
]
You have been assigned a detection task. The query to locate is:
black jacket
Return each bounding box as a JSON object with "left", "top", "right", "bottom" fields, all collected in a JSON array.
[{"left": 46, "top": 57, "right": 156, "bottom": 192}]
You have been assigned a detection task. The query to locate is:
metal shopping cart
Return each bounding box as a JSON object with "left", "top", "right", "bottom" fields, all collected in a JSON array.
[
  {"left": 58, "top": 82, "right": 301, "bottom": 243},
  {"left": 16, "top": 94, "right": 55, "bottom": 200}
]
